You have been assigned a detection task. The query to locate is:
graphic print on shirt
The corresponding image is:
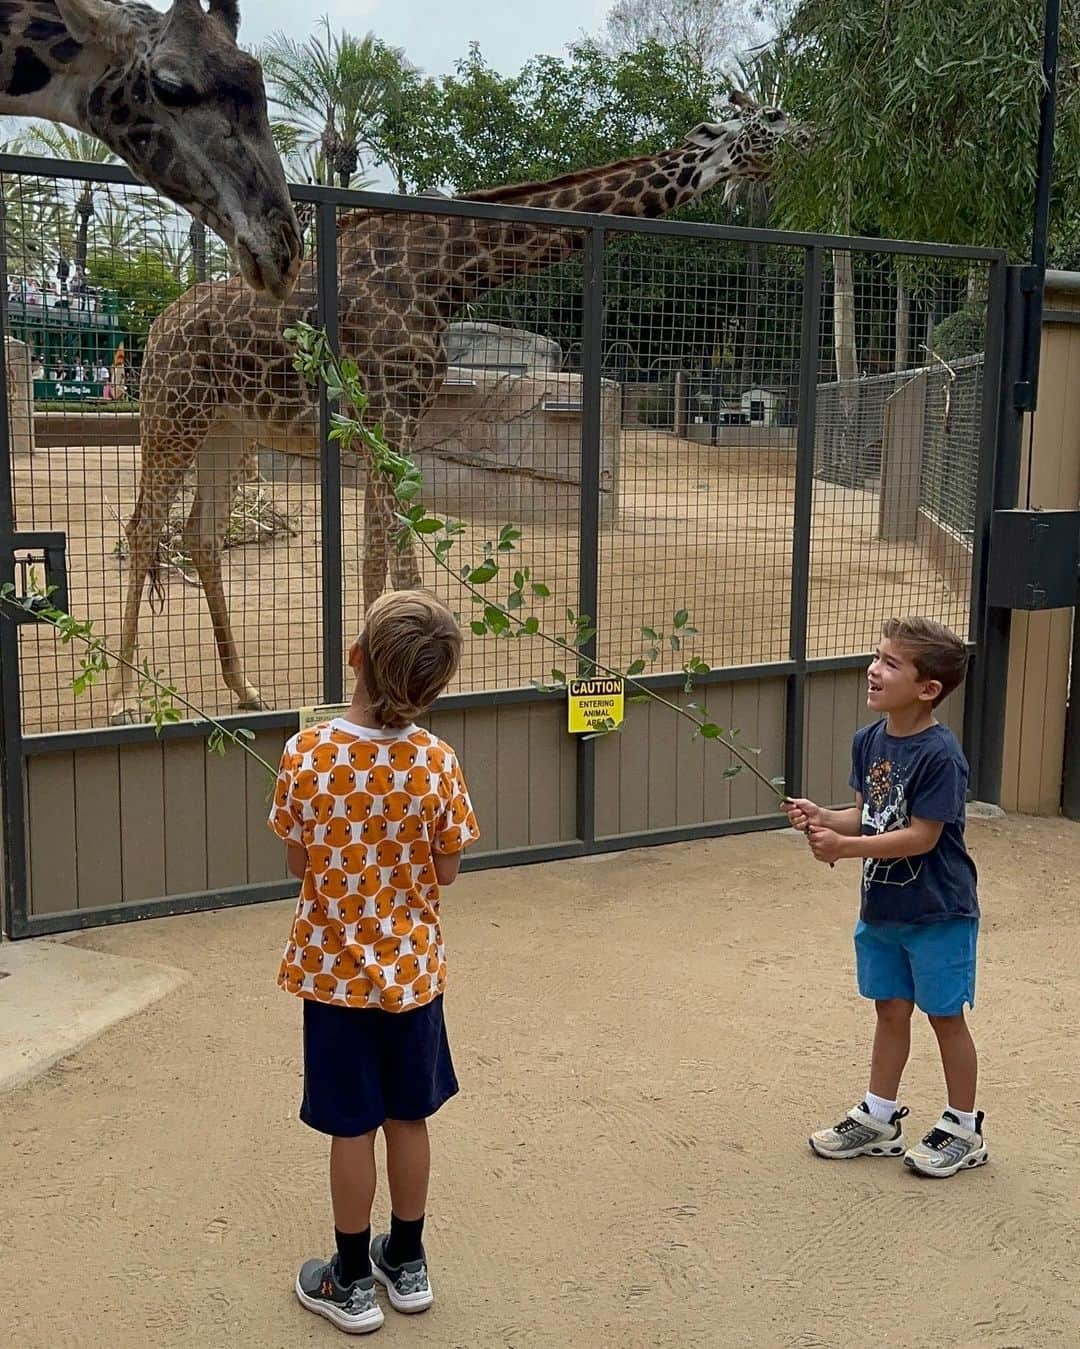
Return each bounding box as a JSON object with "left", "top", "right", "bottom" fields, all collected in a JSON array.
[
  {"left": 862, "top": 755, "right": 922, "bottom": 888},
  {"left": 269, "top": 721, "right": 479, "bottom": 1011}
]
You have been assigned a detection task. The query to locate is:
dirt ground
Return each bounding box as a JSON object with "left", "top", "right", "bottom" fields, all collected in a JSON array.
[
  {"left": 12, "top": 431, "right": 968, "bottom": 734},
  {"left": 2, "top": 814, "right": 1078, "bottom": 1348}
]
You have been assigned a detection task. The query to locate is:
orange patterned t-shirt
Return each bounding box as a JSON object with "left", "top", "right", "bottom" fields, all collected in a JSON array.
[{"left": 269, "top": 717, "right": 479, "bottom": 1011}]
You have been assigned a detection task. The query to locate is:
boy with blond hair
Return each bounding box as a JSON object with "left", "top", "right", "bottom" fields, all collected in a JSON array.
[
  {"left": 270, "top": 590, "right": 479, "bottom": 1333},
  {"left": 785, "top": 617, "right": 988, "bottom": 1178}
]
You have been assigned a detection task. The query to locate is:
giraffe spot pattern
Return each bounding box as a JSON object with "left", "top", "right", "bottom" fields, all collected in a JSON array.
[{"left": 270, "top": 720, "right": 479, "bottom": 1010}]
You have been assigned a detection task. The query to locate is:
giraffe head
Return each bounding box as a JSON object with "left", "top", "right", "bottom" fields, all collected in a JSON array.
[
  {"left": 680, "top": 90, "right": 801, "bottom": 201},
  {"left": 57, "top": 0, "right": 301, "bottom": 298}
]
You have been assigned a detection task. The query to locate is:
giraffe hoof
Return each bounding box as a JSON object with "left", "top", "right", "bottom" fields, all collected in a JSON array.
[
  {"left": 236, "top": 696, "right": 267, "bottom": 713},
  {"left": 109, "top": 708, "right": 143, "bottom": 727}
]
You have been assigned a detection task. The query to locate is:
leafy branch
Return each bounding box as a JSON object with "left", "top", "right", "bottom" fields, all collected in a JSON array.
[
  {"left": 286, "top": 321, "right": 788, "bottom": 804},
  {"left": 0, "top": 579, "right": 272, "bottom": 772}
]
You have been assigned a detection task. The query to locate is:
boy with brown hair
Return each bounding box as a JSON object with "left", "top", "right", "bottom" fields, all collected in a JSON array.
[
  {"left": 270, "top": 590, "right": 479, "bottom": 1333},
  {"left": 784, "top": 617, "right": 988, "bottom": 1178}
]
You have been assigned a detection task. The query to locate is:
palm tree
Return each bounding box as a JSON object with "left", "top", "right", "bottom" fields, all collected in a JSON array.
[
  {"left": 261, "top": 19, "right": 409, "bottom": 188},
  {"left": 17, "top": 124, "right": 121, "bottom": 273}
]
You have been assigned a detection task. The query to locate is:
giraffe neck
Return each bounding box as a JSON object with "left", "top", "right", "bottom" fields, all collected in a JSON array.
[
  {"left": 0, "top": 3, "right": 117, "bottom": 127},
  {"left": 429, "top": 143, "right": 739, "bottom": 310}
]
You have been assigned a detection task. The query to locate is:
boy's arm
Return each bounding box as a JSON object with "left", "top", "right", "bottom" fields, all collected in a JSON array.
[
  {"left": 286, "top": 842, "right": 308, "bottom": 879},
  {"left": 810, "top": 815, "right": 943, "bottom": 863},
  {"left": 784, "top": 795, "right": 863, "bottom": 836},
  {"left": 433, "top": 851, "right": 462, "bottom": 887}
]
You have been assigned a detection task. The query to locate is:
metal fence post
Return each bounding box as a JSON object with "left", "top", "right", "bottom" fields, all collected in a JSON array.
[
  {"left": 576, "top": 227, "right": 605, "bottom": 846},
  {"left": 970, "top": 265, "right": 1026, "bottom": 804},
  {"left": 315, "top": 201, "right": 344, "bottom": 704},
  {"left": 963, "top": 259, "right": 1008, "bottom": 797},
  {"left": 786, "top": 245, "right": 823, "bottom": 799},
  {"left": 1063, "top": 588, "right": 1080, "bottom": 819},
  {"left": 0, "top": 202, "right": 29, "bottom": 937}
]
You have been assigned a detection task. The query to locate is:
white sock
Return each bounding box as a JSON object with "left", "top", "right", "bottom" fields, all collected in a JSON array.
[
  {"left": 864, "top": 1091, "right": 899, "bottom": 1122},
  {"left": 947, "top": 1106, "right": 977, "bottom": 1132}
]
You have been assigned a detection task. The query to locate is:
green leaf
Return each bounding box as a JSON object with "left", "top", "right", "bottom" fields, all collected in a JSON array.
[
  {"left": 550, "top": 668, "right": 567, "bottom": 685},
  {"left": 413, "top": 517, "right": 444, "bottom": 534},
  {"left": 626, "top": 659, "right": 646, "bottom": 676},
  {"left": 628, "top": 693, "right": 651, "bottom": 704},
  {"left": 770, "top": 775, "right": 787, "bottom": 790},
  {"left": 523, "top": 616, "right": 540, "bottom": 635},
  {"left": 507, "top": 591, "right": 524, "bottom": 610},
  {"left": 531, "top": 582, "right": 551, "bottom": 598},
  {"left": 723, "top": 766, "right": 742, "bottom": 780},
  {"left": 669, "top": 634, "right": 681, "bottom": 652},
  {"left": 468, "top": 561, "right": 498, "bottom": 585},
  {"left": 484, "top": 606, "right": 510, "bottom": 635},
  {"left": 700, "top": 723, "right": 723, "bottom": 739},
  {"left": 470, "top": 620, "right": 487, "bottom": 636},
  {"left": 235, "top": 728, "right": 256, "bottom": 743},
  {"left": 673, "top": 609, "right": 689, "bottom": 629},
  {"left": 513, "top": 570, "right": 524, "bottom": 589},
  {"left": 641, "top": 627, "right": 659, "bottom": 641}
]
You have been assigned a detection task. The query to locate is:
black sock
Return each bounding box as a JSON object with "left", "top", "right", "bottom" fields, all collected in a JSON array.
[
  {"left": 385, "top": 1213, "right": 425, "bottom": 1267},
  {"left": 335, "top": 1226, "right": 371, "bottom": 1285}
]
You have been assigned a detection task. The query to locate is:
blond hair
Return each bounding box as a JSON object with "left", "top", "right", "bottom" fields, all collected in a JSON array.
[
  {"left": 881, "top": 616, "right": 968, "bottom": 706},
  {"left": 359, "top": 590, "right": 462, "bottom": 729}
]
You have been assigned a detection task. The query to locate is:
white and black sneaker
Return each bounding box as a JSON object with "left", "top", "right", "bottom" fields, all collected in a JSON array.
[
  {"left": 809, "top": 1101, "right": 910, "bottom": 1159},
  {"left": 370, "top": 1232, "right": 434, "bottom": 1314},
  {"left": 904, "top": 1111, "right": 988, "bottom": 1178}
]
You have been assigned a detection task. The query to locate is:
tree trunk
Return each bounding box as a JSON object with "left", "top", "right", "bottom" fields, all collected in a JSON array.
[
  {"left": 828, "top": 247, "right": 860, "bottom": 486},
  {"left": 189, "top": 220, "right": 207, "bottom": 283},
  {"left": 75, "top": 188, "right": 94, "bottom": 271},
  {"left": 894, "top": 275, "right": 910, "bottom": 372}
]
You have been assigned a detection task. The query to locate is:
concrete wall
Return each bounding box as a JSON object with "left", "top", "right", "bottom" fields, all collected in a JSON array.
[{"left": 5, "top": 338, "right": 35, "bottom": 454}]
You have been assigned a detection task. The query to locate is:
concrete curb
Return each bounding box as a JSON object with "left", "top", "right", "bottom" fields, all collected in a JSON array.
[{"left": 0, "top": 938, "right": 189, "bottom": 1095}]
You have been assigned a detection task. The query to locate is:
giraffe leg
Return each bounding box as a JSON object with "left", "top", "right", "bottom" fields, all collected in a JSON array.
[
  {"left": 108, "top": 462, "right": 187, "bottom": 725},
  {"left": 361, "top": 408, "right": 422, "bottom": 606},
  {"left": 183, "top": 425, "right": 265, "bottom": 711},
  {"left": 361, "top": 469, "right": 389, "bottom": 610}
]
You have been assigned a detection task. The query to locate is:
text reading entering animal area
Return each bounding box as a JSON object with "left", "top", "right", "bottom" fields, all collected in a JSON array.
[{"left": 567, "top": 678, "right": 625, "bottom": 734}]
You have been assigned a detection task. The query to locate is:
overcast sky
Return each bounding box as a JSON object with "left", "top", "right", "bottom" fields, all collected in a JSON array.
[{"left": 240, "top": 0, "right": 612, "bottom": 79}]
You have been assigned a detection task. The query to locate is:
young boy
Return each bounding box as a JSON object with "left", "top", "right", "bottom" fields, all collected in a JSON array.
[
  {"left": 270, "top": 590, "right": 479, "bottom": 1333},
  {"left": 784, "top": 616, "right": 987, "bottom": 1179}
]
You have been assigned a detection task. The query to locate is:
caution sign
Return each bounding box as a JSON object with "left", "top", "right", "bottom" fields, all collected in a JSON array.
[
  {"left": 567, "top": 676, "right": 624, "bottom": 734},
  {"left": 298, "top": 703, "right": 350, "bottom": 731}
]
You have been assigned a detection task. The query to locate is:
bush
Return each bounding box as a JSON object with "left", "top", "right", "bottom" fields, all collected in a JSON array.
[
  {"left": 933, "top": 303, "right": 985, "bottom": 362},
  {"left": 636, "top": 385, "right": 673, "bottom": 428}
]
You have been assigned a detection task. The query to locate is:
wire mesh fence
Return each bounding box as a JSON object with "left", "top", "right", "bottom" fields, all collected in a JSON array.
[{"left": 1, "top": 160, "right": 996, "bottom": 737}]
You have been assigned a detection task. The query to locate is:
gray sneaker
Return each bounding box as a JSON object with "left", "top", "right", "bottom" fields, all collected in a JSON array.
[
  {"left": 294, "top": 1255, "right": 384, "bottom": 1334},
  {"left": 904, "top": 1111, "right": 989, "bottom": 1178},
  {"left": 370, "top": 1232, "right": 434, "bottom": 1314},
  {"left": 809, "top": 1101, "right": 910, "bottom": 1159}
]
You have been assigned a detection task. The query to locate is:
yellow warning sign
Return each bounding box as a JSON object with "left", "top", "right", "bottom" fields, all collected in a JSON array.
[
  {"left": 298, "top": 703, "right": 350, "bottom": 731},
  {"left": 567, "top": 676, "right": 624, "bottom": 734}
]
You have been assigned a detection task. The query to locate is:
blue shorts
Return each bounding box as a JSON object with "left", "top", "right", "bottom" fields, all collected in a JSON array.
[
  {"left": 854, "top": 917, "right": 978, "bottom": 1016},
  {"left": 300, "top": 995, "right": 459, "bottom": 1137}
]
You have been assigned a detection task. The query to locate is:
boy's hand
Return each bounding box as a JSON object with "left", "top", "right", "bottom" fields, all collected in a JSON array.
[
  {"left": 807, "top": 825, "right": 846, "bottom": 865},
  {"left": 783, "top": 797, "right": 822, "bottom": 833}
]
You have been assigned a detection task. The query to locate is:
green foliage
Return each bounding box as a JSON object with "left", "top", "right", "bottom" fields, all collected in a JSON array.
[
  {"left": 86, "top": 251, "right": 189, "bottom": 348},
  {"left": 933, "top": 302, "right": 986, "bottom": 362},
  {"left": 772, "top": 0, "right": 1080, "bottom": 258}
]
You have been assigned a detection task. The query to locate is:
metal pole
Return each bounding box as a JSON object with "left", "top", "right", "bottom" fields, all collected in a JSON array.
[
  {"left": 0, "top": 194, "right": 30, "bottom": 937},
  {"left": 315, "top": 201, "right": 344, "bottom": 704},
  {"left": 1063, "top": 584, "right": 1080, "bottom": 819},
  {"left": 576, "top": 227, "right": 605, "bottom": 847},
  {"left": 1015, "top": 0, "right": 1061, "bottom": 413},
  {"left": 785, "top": 245, "right": 823, "bottom": 799}
]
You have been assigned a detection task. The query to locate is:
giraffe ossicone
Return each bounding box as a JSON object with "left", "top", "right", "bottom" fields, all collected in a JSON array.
[
  {"left": 0, "top": 0, "right": 301, "bottom": 298},
  {"left": 110, "top": 92, "right": 801, "bottom": 724}
]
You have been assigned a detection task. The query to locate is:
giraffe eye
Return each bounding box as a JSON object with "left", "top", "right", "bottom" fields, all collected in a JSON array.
[{"left": 152, "top": 72, "right": 199, "bottom": 105}]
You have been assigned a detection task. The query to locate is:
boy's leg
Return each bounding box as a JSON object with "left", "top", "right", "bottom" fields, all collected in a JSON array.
[
  {"left": 332, "top": 1131, "right": 378, "bottom": 1282},
  {"left": 384, "top": 1118, "right": 430, "bottom": 1226},
  {"left": 928, "top": 1012, "right": 978, "bottom": 1115},
  {"left": 809, "top": 924, "right": 915, "bottom": 1160},
  {"left": 869, "top": 997, "right": 915, "bottom": 1102},
  {"left": 903, "top": 919, "right": 987, "bottom": 1177}
]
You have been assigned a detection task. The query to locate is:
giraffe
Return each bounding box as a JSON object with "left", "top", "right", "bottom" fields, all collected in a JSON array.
[
  {"left": 0, "top": 0, "right": 300, "bottom": 298},
  {"left": 109, "top": 91, "right": 798, "bottom": 722}
]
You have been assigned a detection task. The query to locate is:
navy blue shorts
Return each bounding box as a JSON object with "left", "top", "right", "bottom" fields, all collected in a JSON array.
[{"left": 300, "top": 995, "right": 459, "bottom": 1137}]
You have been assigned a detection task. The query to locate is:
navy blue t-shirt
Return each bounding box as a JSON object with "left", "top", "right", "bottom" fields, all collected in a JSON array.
[{"left": 849, "top": 720, "right": 979, "bottom": 925}]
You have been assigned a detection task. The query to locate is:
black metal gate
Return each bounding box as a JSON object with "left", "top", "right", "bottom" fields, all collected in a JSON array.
[{"left": 1, "top": 155, "right": 1011, "bottom": 937}]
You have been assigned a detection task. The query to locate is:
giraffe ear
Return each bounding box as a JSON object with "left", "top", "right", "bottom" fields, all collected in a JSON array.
[
  {"left": 728, "top": 90, "right": 754, "bottom": 111},
  {"left": 54, "top": 0, "right": 140, "bottom": 55},
  {"left": 207, "top": 0, "right": 241, "bottom": 38}
]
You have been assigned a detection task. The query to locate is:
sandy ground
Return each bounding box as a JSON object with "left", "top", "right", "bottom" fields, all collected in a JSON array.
[
  {"left": 11, "top": 431, "right": 968, "bottom": 734},
  {"left": 2, "top": 814, "right": 1078, "bottom": 1348}
]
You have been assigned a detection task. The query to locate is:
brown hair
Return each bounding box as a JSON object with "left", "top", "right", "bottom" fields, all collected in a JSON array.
[
  {"left": 881, "top": 616, "right": 968, "bottom": 706},
  {"left": 358, "top": 590, "right": 462, "bottom": 729}
]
